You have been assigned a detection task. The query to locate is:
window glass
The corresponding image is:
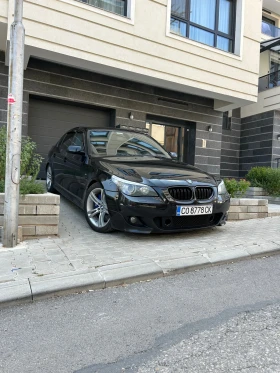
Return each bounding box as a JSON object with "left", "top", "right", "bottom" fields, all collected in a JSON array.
[
  {"left": 262, "top": 16, "right": 275, "bottom": 26},
  {"left": 171, "top": 0, "right": 187, "bottom": 19},
  {"left": 217, "top": 36, "right": 232, "bottom": 52},
  {"left": 189, "top": 26, "right": 214, "bottom": 47},
  {"left": 88, "top": 130, "right": 171, "bottom": 158},
  {"left": 81, "top": 0, "right": 126, "bottom": 16},
  {"left": 170, "top": 0, "right": 235, "bottom": 53},
  {"left": 190, "top": 0, "right": 216, "bottom": 30},
  {"left": 170, "top": 18, "right": 187, "bottom": 36},
  {"left": 72, "top": 132, "right": 84, "bottom": 148},
  {"left": 60, "top": 133, "right": 75, "bottom": 153},
  {"left": 218, "top": 0, "right": 233, "bottom": 34}
]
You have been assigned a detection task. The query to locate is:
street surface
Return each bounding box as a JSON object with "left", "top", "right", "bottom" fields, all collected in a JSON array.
[{"left": 0, "top": 255, "right": 280, "bottom": 373}]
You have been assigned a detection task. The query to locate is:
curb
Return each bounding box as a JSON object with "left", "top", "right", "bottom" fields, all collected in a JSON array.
[{"left": 1, "top": 244, "right": 280, "bottom": 308}]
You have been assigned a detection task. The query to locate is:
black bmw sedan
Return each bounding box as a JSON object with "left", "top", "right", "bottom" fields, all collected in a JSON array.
[{"left": 46, "top": 127, "right": 230, "bottom": 234}]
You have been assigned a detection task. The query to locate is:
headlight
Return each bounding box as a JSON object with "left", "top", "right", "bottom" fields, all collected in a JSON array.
[
  {"left": 218, "top": 180, "right": 227, "bottom": 195},
  {"left": 112, "top": 175, "right": 158, "bottom": 197}
]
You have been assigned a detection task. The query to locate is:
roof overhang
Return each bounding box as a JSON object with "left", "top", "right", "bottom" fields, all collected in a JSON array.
[{"left": 260, "top": 37, "right": 280, "bottom": 53}]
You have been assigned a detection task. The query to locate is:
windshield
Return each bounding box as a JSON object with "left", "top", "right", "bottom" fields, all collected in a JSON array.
[{"left": 87, "top": 130, "right": 171, "bottom": 158}]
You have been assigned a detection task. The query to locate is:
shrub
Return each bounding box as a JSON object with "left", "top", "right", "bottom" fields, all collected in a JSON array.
[
  {"left": 0, "top": 126, "right": 44, "bottom": 195},
  {"left": 224, "top": 178, "right": 250, "bottom": 198},
  {"left": 246, "top": 167, "right": 280, "bottom": 196}
]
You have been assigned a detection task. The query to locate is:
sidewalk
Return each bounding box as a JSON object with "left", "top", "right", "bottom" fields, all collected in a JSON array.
[{"left": 1, "top": 197, "right": 280, "bottom": 307}]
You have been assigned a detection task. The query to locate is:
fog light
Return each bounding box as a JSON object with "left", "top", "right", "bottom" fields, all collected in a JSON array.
[{"left": 130, "top": 217, "right": 138, "bottom": 224}]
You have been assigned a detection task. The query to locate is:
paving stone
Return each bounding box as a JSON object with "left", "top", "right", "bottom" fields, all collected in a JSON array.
[
  {"left": 0, "top": 274, "right": 17, "bottom": 284},
  {"left": 1, "top": 196, "right": 280, "bottom": 302},
  {"left": 15, "top": 267, "right": 36, "bottom": 278}
]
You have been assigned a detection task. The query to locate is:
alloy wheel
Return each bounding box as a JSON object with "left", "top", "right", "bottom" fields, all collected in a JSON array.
[
  {"left": 86, "top": 188, "right": 110, "bottom": 228},
  {"left": 46, "top": 166, "right": 52, "bottom": 190}
]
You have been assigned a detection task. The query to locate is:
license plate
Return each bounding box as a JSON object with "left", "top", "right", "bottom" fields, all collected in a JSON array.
[{"left": 176, "top": 205, "right": 213, "bottom": 216}]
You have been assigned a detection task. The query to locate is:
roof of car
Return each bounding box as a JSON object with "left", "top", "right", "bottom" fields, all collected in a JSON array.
[{"left": 68, "top": 127, "right": 147, "bottom": 134}]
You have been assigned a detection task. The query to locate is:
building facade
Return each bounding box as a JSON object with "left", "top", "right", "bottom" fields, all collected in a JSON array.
[
  {"left": 0, "top": 0, "right": 262, "bottom": 178},
  {"left": 237, "top": 0, "right": 280, "bottom": 176}
]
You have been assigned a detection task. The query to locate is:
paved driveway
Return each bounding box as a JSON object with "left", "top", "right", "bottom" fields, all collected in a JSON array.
[{"left": 0, "top": 196, "right": 280, "bottom": 284}]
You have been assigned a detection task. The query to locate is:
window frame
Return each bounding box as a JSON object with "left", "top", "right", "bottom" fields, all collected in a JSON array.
[
  {"left": 77, "top": 0, "right": 128, "bottom": 18},
  {"left": 170, "top": 0, "right": 236, "bottom": 53},
  {"left": 222, "top": 111, "right": 232, "bottom": 130}
]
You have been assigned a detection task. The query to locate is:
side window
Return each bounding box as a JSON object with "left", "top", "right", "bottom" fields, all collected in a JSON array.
[
  {"left": 72, "top": 132, "right": 85, "bottom": 148},
  {"left": 59, "top": 132, "right": 75, "bottom": 155}
]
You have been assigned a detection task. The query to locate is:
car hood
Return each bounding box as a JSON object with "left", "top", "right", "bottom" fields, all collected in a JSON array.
[{"left": 94, "top": 156, "right": 217, "bottom": 187}]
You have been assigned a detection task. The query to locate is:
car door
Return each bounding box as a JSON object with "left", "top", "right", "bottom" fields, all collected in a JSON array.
[
  {"left": 52, "top": 132, "right": 75, "bottom": 189},
  {"left": 64, "top": 131, "right": 89, "bottom": 204}
]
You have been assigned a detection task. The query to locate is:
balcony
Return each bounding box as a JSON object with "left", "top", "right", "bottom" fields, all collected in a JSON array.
[
  {"left": 262, "top": 21, "right": 280, "bottom": 38},
  {"left": 259, "top": 71, "right": 280, "bottom": 92}
]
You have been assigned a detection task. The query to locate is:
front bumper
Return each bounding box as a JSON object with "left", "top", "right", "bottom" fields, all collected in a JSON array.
[{"left": 105, "top": 190, "right": 230, "bottom": 234}]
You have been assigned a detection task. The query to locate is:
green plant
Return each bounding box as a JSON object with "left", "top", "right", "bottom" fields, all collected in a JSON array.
[
  {"left": 224, "top": 178, "right": 250, "bottom": 198},
  {"left": 0, "top": 126, "right": 44, "bottom": 194},
  {"left": 246, "top": 167, "right": 280, "bottom": 196}
]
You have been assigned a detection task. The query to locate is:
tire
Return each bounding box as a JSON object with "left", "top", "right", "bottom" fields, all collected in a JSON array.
[
  {"left": 46, "top": 164, "right": 56, "bottom": 193},
  {"left": 84, "top": 182, "right": 113, "bottom": 233}
]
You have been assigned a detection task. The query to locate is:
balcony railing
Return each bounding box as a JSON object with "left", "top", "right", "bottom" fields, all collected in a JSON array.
[
  {"left": 261, "top": 21, "right": 280, "bottom": 38},
  {"left": 259, "top": 70, "right": 280, "bottom": 92}
]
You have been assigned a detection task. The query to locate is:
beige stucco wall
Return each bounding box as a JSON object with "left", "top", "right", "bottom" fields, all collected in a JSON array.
[
  {"left": 0, "top": 0, "right": 8, "bottom": 22},
  {"left": 241, "top": 85, "right": 280, "bottom": 118},
  {"left": 1, "top": 0, "right": 262, "bottom": 109},
  {"left": 259, "top": 50, "right": 270, "bottom": 77}
]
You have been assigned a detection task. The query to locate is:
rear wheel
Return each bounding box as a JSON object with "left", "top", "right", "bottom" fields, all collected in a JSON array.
[
  {"left": 46, "top": 165, "right": 56, "bottom": 193},
  {"left": 84, "top": 183, "right": 113, "bottom": 233}
]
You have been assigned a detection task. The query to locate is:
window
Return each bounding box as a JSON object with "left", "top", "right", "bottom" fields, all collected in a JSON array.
[
  {"left": 222, "top": 111, "right": 231, "bottom": 130},
  {"left": 261, "top": 16, "right": 276, "bottom": 37},
  {"left": 88, "top": 130, "right": 170, "bottom": 158},
  {"left": 79, "top": 0, "right": 127, "bottom": 17},
  {"left": 72, "top": 132, "right": 84, "bottom": 148},
  {"left": 170, "top": 0, "right": 236, "bottom": 53},
  {"left": 60, "top": 132, "right": 75, "bottom": 154}
]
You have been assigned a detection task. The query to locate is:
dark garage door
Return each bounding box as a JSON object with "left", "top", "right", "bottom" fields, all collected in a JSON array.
[{"left": 28, "top": 98, "right": 112, "bottom": 178}]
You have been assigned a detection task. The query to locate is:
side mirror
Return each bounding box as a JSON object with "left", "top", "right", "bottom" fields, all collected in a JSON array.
[
  {"left": 67, "top": 145, "right": 84, "bottom": 154},
  {"left": 169, "top": 152, "right": 178, "bottom": 159}
]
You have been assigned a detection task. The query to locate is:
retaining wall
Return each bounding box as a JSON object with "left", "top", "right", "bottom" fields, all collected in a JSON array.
[
  {"left": 228, "top": 198, "right": 268, "bottom": 220},
  {"left": 0, "top": 193, "right": 60, "bottom": 239}
]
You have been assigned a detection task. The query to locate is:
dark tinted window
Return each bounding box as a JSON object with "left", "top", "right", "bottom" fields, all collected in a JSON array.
[
  {"left": 60, "top": 132, "right": 75, "bottom": 153},
  {"left": 72, "top": 132, "right": 84, "bottom": 148}
]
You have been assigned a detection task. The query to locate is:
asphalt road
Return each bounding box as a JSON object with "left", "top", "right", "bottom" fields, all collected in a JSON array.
[{"left": 1, "top": 255, "right": 280, "bottom": 373}]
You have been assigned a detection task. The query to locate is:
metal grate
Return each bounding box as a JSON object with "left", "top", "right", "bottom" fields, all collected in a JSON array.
[
  {"left": 168, "top": 187, "right": 193, "bottom": 201},
  {"left": 195, "top": 187, "right": 213, "bottom": 200}
]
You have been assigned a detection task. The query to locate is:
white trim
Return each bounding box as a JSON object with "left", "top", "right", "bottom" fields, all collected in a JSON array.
[
  {"left": 165, "top": 0, "right": 244, "bottom": 60},
  {"left": 59, "top": 0, "right": 135, "bottom": 25}
]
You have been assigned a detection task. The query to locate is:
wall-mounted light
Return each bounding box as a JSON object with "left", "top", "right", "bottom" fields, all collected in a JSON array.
[
  {"left": 208, "top": 125, "right": 213, "bottom": 132},
  {"left": 277, "top": 134, "right": 280, "bottom": 140},
  {"left": 129, "top": 112, "right": 134, "bottom": 120}
]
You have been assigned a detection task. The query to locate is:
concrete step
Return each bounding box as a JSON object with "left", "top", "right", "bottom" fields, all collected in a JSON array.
[
  {"left": 245, "top": 196, "right": 280, "bottom": 205},
  {"left": 268, "top": 204, "right": 280, "bottom": 217}
]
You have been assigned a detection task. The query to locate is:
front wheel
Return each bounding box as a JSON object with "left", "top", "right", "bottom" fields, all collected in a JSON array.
[
  {"left": 84, "top": 183, "right": 113, "bottom": 233},
  {"left": 46, "top": 165, "right": 56, "bottom": 193}
]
